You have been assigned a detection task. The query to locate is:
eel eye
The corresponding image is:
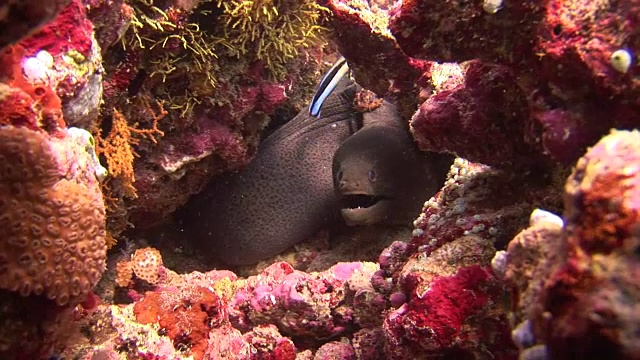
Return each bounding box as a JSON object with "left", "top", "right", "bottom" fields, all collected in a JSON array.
[{"left": 368, "top": 169, "right": 376, "bottom": 182}]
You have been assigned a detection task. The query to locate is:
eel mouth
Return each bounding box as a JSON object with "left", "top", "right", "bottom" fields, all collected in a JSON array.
[
  {"left": 341, "top": 193, "right": 387, "bottom": 209},
  {"left": 340, "top": 193, "right": 392, "bottom": 226}
]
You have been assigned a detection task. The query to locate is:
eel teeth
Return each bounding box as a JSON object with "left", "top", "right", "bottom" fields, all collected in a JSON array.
[
  {"left": 341, "top": 194, "right": 385, "bottom": 209},
  {"left": 309, "top": 56, "right": 350, "bottom": 118}
]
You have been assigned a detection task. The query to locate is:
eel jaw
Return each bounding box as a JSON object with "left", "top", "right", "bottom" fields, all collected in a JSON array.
[{"left": 339, "top": 193, "right": 391, "bottom": 226}]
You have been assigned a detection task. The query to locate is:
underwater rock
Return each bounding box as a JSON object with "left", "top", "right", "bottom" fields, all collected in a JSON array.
[
  {"left": 69, "top": 259, "right": 385, "bottom": 359},
  {"left": 243, "top": 324, "right": 297, "bottom": 360},
  {"left": 389, "top": 0, "right": 543, "bottom": 65},
  {"left": 408, "top": 158, "right": 562, "bottom": 256},
  {"left": 0, "top": 0, "right": 104, "bottom": 131},
  {"left": 382, "top": 235, "right": 517, "bottom": 359},
  {"left": 323, "top": 0, "right": 640, "bottom": 168},
  {"left": 231, "top": 261, "right": 379, "bottom": 339},
  {"left": 0, "top": 0, "right": 71, "bottom": 50},
  {"left": 410, "top": 60, "right": 544, "bottom": 169},
  {"left": 319, "top": 0, "right": 429, "bottom": 100},
  {"left": 368, "top": 156, "right": 562, "bottom": 358},
  {"left": 314, "top": 341, "right": 356, "bottom": 360},
  {"left": 85, "top": 0, "right": 133, "bottom": 52},
  {"left": 497, "top": 129, "right": 640, "bottom": 359}
]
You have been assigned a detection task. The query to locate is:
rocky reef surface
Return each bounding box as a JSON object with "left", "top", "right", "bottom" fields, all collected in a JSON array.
[{"left": 0, "top": 0, "right": 638, "bottom": 359}]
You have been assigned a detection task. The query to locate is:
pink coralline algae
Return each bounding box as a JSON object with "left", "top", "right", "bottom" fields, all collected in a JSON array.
[
  {"left": 323, "top": 0, "right": 640, "bottom": 167},
  {"left": 231, "top": 261, "right": 379, "bottom": 339},
  {"left": 410, "top": 60, "right": 544, "bottom": 168},
  {"left": 383, "top": 236, "right": 516, "bottom": 359},
  {"left": 495, "top": 130, "right": 640, "bottom": 359},
  {"left": 366, "top": 156, "right": 563, "bottom": 358},
  {"left": 318, "top": 0, "right": 431, "bottom": 111}
]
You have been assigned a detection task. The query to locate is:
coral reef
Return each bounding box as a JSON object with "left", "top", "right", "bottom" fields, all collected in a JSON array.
[
  {"left": 115, "top": 247, "right": 165, "bottom": 287},
  {"left": 0, "top": 0, "right": 637, "bottom": 359},
  {"left": 0, "top": 125, "right": 107, "bottom": 357},
  {"left": 82, "top": 0, "right": 332, "bottom": 235},
  {"left": 0, "top": 126, "right": 106, "bottom": 306},
  {"left": 495, "top": 130, "right": 640, "bottom": 359},
  {"left": 215, "top": 0, "right": 330, "bottom": 79},
  {"left": 321, "top": 0, "right": 639, "bottom": 167}
]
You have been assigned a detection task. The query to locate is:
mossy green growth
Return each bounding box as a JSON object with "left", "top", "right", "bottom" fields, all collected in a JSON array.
[{"left": 215, "top": 0, "right": 330, "bottom": 80}]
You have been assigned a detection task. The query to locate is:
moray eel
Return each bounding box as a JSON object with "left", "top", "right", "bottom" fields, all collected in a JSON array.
[
  {"left": 189, "top": 77, "right": 452, "bottom": 265},
  {"left": 188, "top": 78, "right": 361, "bottom": 265},
  {"left": 333, "top": 100, "right": 454, "bottom": 226}
]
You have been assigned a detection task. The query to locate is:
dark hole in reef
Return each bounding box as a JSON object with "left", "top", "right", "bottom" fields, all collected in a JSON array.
[
  {"left": 173, "top": 333, "right": 193, "bottom": 352},
  {"left": 34, "top": 87, "right": 46, "bottom": 97},
  {"left": 100, "top": 112, "right": 114, "bottom": 138},
  {"left": 188, "top": 1, "right": 224, "bottom": 33},
  {"left": 127, "top": 69, "right": 147, "bottom": 97},
  {"left": 552, "top": 24, "right": 562, "bottom": 36}
]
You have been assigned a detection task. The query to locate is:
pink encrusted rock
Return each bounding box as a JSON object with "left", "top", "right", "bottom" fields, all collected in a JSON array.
[
  {"left": 389, "top": 0, "right": 544, "bottom": 65},
  {"left": 408, "top": 158, "right": 560, "bottom": 257},
  {"left": 205, "top": 324, "right": 251, "bottom": 360},
  {"left": 383, "top": 235, "right": 516, "bottom": 359},
  {"left": 230, "top": 261, "right": 378, "bottom": 339},
  {"left": 536, "top": 0, "right": 639, "bottom": 101},
  {"left": 243, "top": 324, "right": 296, "bottom": 360},
  {"left": 0, "top": 0, "right": 72, "bottom": 50},
  {"left": 313, "top": 341, "right": 356, "bottom": 360},
  {"left": 85, "top": 0, "right": 133, "bottom": 52},
  {"left": 324, "top": 0, "right": 640, "bottom": 169},
  {"left": 496, "top": 130, "right": 640, "bottom": 359},
  {"left": 351, "top": 328, "right": 385, "bottom": 360},
  {"left": 318, "top": 0, "right": 430, "bottom": 110},
  {"left": 3, "top": 0, "right": 104, "bottom": 130},
  {"left": 410, "top": 60, "right": 543, "bottom": 169}
]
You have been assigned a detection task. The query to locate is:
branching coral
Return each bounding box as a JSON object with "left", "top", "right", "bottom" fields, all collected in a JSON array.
[
  {"left": 0, "top": 125, "right": 107, "bottom": 306},
  {"left": 215, "top": 0, "right": 330, "bottom": 79},
  {"left": 96, "top": 99, "right": 165, "bottom": 199}
]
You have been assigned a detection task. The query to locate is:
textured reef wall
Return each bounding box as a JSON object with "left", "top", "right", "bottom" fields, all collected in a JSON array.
[{"left": 0, "top": 0, "right": 639, "bottom": 359}]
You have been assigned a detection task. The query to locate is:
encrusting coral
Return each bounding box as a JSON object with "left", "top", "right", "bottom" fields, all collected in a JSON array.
[{"left": 0, "top": 125, "right": 107, "bottom": 306}]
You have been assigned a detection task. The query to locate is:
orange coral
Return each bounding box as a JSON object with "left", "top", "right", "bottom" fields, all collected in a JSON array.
[
  {"left": 96, "top": 100, "right": 166, "bottom": 200},
  {"left": 131, "top": 247, "right": 163, "bottom": 284},
  {"left": 0, "top": 126, "right": 106, "bottom": 306},
  {"left": 0, "top": 45, "right": 64, "bottom": 131},
  {"left": 115, "top": 260, "right": 133, "bottom": 288},
  {"left": 99, "top": 109, "right": 137, "bottom": 198},
  {"left": 0, "top": 83, "right": 39, "bottom": 130},
  {"left": 134, "top": 287, "right": 226, "bottom": 360}
]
